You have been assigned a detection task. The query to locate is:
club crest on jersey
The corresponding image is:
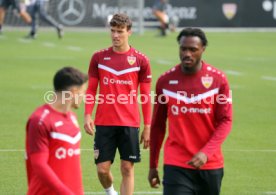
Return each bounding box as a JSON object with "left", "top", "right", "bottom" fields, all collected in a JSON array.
[
  {"left": 201, "top": 74, "right": 213, "bottom": 89},
  {"left": 127, "top": 56, "right": 136, "bottom": 65}
]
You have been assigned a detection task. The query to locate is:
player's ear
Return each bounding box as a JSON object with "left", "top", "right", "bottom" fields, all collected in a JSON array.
[
  {"left": 69, "top": 86, "right": 78, "bottom": 95},
  {"left": 128, "top": 29, "right": 132, "bottom": 36}
]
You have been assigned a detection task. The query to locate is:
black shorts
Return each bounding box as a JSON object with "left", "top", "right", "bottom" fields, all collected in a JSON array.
[
  {"left": 94, "top": 126, "right": 141, "bottom": 164},
  {"left": 0, "top": 0, "right": 20, "bottom": 12},
  {"left": 163, "top": 165, "right": 224, "bottom": 195}
]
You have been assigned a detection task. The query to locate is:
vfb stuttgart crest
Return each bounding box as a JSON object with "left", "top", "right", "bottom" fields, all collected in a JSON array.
[
  {"left": 222, "top": 3, "right": 237, "bottom": 20},
  {"left": 127, "top": 56, "right": 136, "bottom": 65},
  {"left": 201, "top": 74, "right": 213, "bottom": 89}
]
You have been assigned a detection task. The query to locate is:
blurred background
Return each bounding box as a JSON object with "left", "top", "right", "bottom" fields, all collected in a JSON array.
[{"left": 3, "top": 0, "right": 276, "bottom": 32}]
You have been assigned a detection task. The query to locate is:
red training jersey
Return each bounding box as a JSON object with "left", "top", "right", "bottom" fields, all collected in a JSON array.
[
  {"left": 150, "top": 62, "right": 232, "bottom": 170},
  {"left": 26, "top": 104, "right": 83, "bottom": 195},
  {"left": 87, "top": 47, "right": 152, "bottom": 127}
]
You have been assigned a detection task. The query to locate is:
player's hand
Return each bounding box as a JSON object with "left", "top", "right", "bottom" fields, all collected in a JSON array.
[
  {"left": 187, "top": 151, "right": 208, "bottom": 169},
  {"left": 140, "top": 125, "right": 150, "bottom": 149},
  {"left": 148, "top": 168, "right": 160, "bottom": 188},
  {"left": 84, "top": 114, "right": 95, "bottom": 136}
]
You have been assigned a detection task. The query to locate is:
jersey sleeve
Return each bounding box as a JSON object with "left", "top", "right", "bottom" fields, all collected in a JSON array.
[
  {"left": 27, "top": 117, "right": 50, "bottom": 154},
  {"left": 150, "top": 78, "right": 167, "bottom": 168},
  {"left": 201, "top": 77, "right": 233, "bottom": 158},
  {"left": 140, "top": 82, "right": 152, "bottom": 125},
  {"left": 88, "top": 52, "right": 100, "bottom": 79},
  {"left": 29, "top": 153, "right": 74, "bottom": 195},
  {"left": 85, "top": 77, "right": 99, "bottom": 115},
  {"left": 138, "top": 56, "right": 152, "bottom": 83}
]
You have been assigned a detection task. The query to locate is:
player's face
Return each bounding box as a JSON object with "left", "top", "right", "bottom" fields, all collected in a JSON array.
[
  {"left": 179, "top": 36, "right": 205, "bottom": 72},
  {"left": 71, "top": 83, "right": 87, "bottom": 109},
  {"left": 110, "top": 26, "right": 131, "bottom": 48}
]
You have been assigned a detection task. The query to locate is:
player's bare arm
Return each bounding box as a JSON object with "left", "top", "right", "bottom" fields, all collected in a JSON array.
[
  {"left": 84, "top": 114, "right": 95, "bottom": 136},
  {"left": 140, "top": 125, "right": 150, "bottom": 149},
  {"left": 148, "top": 168, "right": 160, "bottom": 188}
]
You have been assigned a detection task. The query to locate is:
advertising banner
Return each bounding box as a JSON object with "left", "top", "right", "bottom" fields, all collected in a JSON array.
[{"left": 4, "top": 0, "right": 276, "bottom": 27}]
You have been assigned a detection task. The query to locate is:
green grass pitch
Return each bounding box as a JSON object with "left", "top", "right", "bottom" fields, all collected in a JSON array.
[{"left": 0, "top": 29, "right": 276, "bottom": 194}]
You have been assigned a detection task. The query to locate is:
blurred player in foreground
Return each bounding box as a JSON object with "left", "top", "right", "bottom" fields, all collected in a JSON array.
[
  {"left": 25, "top": 67, "right": 87, "bottom": 195},
  {"left": 148, "top": 28, "right": 232, "bottom": 195},
  {"left": 84, "top": 13, "right": 152, "bottom": 195}
]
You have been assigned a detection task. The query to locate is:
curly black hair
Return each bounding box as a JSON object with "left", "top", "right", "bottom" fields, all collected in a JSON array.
[{"left": 177, "top": 28, "right": 208, "bottom": 47}]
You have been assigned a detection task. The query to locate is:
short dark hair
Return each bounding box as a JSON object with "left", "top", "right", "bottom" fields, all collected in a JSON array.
[
  {"left": 110, "top": 13, "right": 132, "bottom": 30},
  {"left": 177, "top": 28, "right": 208, "bottom": 47},
  {"left": 53, "top": 67, "right": 88, "bottom": 92}
]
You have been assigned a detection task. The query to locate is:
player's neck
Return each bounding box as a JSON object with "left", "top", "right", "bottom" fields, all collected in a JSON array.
[
  {"left": 50, "top": 93, "right": 72, "bottom": 114},
  {"left": 113, "top": 44, "right": 130, "bottom": 53},
  {"left": 181, "top": 61, "right": 202, "bottom": 74}
]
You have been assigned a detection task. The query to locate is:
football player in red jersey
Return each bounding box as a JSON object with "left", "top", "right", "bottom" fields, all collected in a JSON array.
[
  {"left": 148, "top": 28, "right": 232, "bottom": 195},
  {"left": 26, "top": 67, "right": 87, "bottom": 195},
  {"left": 84, "top": 13, "right": 152, "bottom": 195}
]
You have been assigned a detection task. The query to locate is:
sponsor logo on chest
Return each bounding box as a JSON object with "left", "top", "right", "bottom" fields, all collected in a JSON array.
[
  {"left": 55, "top": 147, "right": 80, "bottom": 159},
  {"left": 171, "top": 105, "right": 212, "bottom": 115},
  {"left": 103, "top": 76, "right": 133, "bottom": 85}
]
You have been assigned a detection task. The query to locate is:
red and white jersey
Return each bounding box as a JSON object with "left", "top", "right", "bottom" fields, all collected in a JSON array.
[
  {"left": 150, "top": 62, "right": 232, "bottom": 170},
  {"left": 26, "top": 104, "right": 83, "bottom": 195},
  {"left": 88, "top": 47, "right": 151, "bottom": 127}
]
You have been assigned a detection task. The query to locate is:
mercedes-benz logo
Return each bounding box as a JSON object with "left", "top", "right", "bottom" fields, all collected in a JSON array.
[{"left": 58, "top": 0, "right": 86, "bottom": 26}]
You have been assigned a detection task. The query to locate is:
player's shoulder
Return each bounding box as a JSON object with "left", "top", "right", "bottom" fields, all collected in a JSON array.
[
  {"left": 203, "top": 61, "right": 228, "bottom": 82},
  {"left": 28, "top": 104, "right": 51, "bottom": 126},
  {"left": 92, "top": 47, "right": 111, "bottom": 57},
  {"left": 131, "top": 47, "right": 149, "bottom": 61},
  {"left": 157, "top": 65, "right": 180, "bottom": 83}
]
